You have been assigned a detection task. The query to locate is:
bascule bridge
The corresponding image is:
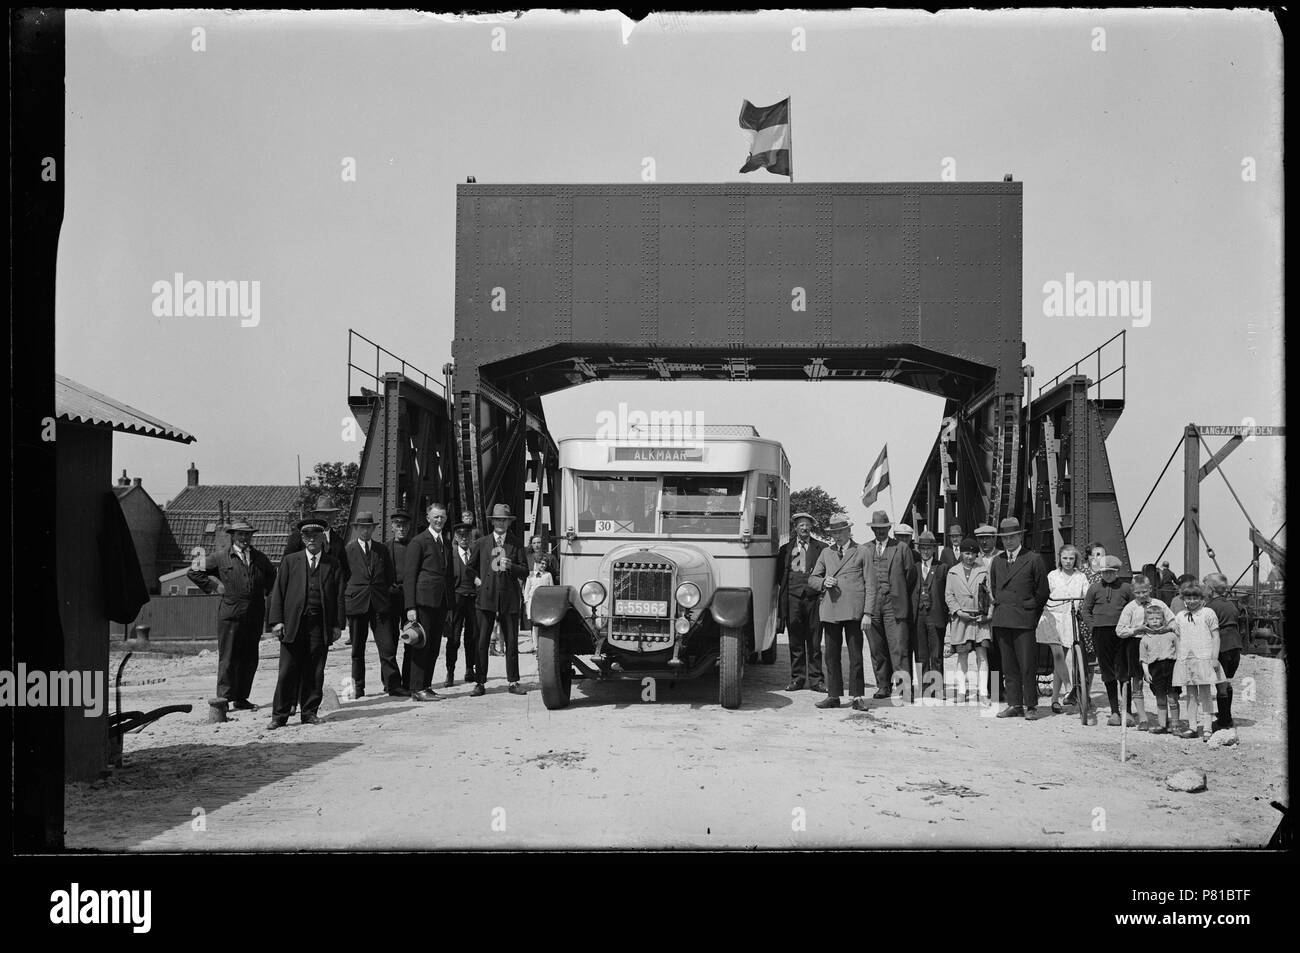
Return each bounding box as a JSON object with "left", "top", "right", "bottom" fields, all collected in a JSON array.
[{"left": 345, "top": 181, "right": 1130, "bottom": 569}]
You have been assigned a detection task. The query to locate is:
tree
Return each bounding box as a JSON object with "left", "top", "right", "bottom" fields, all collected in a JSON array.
[
  {"left": 790, "top": 486, "right": 843, "bottom": 533},
  {"left": 298, "top": 461, "right": 359, "bottom": 522}
]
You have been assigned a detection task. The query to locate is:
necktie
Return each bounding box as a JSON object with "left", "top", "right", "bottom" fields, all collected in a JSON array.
[
  {"left": 835, "top": 545, "right": 843, "bottom": 558},
  {"left": 309, "top": 555, "right": 317, "bottom": 572},
  {"left": 362, "top": 541, "right": 369, "bottom": 558}
]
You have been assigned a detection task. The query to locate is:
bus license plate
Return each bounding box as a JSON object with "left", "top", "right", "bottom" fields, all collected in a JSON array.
[{"left": 615, "top": 600, "right": 668, "bottom": 617}]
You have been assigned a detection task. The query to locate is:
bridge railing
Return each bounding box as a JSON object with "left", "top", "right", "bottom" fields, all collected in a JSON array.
[
  {"left": 1037, "top": 329, "right": 1126, "bottom": 401},
  {"left": 347, "top": 328, "right": 443, "bottom": 399}
]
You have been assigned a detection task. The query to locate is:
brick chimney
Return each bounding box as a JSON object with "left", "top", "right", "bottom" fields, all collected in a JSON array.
[
  {"left": 187, "top": 462, "right": 199, "bottom": 487},
  {"left": 132, "top": 477, "right": 143, "bottom": 488},
  {"left": 116, "top": 469, "right": 130, "bottom": 487}
]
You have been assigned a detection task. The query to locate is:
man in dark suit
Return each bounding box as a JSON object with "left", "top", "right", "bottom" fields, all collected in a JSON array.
[
  {"left": 776, "top": 512, "right": 826, "bottom": 692},
  {"left": 187, "top": 519, "right": 276, "bottom": 710},
  {"left": 386, "top": 512, "right": 414, "bottom": 688},
  {"left": 940, "top": 523, "right": 964, "bottom": 567},
  {"left": 266, "top": 519, "right": 346, "bottom": 728},
  {"left": 471, "top": 503, "right": 529, "bottom": 697},
  {"left": 404, "top": 501, "right": 454, "bottom": 700},
  {"left": 988, "top": 517, "right": 1050, "bottom": 719},
  {"left": 911, "top": 530, "right": 950, "bottom": 700},
  {"left": 862, "top": 510, "right": 916, "bottom": 700},
  {"left": 342, "top": 512, "right": 408, "bottom": 698},
  {"left": 447, "top": 519, "right": 481, "bottom": 687},
  {"left": 283, "top": 494, "right": 349, "bottom": 578}
]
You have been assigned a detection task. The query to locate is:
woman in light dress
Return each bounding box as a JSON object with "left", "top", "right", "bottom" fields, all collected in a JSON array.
[
  {"left": 1037, "top": 544, "right": 1089, "bottom": 714},
  {"left": 944, "top": 538, "right": 992, "bottom": 704}
]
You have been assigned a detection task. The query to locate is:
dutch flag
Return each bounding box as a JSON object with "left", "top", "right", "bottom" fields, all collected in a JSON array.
[
  {"left": 738, "top": 97, "right": 792, "bottom": 177},
  {"left": 861, "top": 444, "right": 890, "bottom": 508}
]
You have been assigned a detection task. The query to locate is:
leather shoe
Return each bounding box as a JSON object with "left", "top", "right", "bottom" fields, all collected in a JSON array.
[
  {"left": 387, "top": 686, "right": 412, "bottom": 697},
  {"left": 412, "top": 689, "right": 442, "bottom": 702},
  {"left": 1050, "top": 702, "right": 1065, "bottom": 714},
  {"left": 809, "top": 682, "right": 827, "bottom": 693},
  {"left": 231, "top": 699, "right": 259, "bottom": 711},
  {"left": 1023, "top": 707, "right": 1041, "bottom": 720},
  {"left": 508, "top": 682, "right": 527, "bottom": 695},
  {"left": 464, "top": 674, "right": 476, "bottom": 684},
  {"left": 267, "top": 718, "right": 286, "bottom": 730},
  {"left": 997, "top": 705, "right": 1024, "bottom": 718},
  {"left": 784, "top": 679, "right": 805, "bottom": 692},
  {"left": 301, "top": 713, "right": 321, "bottom": 725},
  {"left": 850, "top": 697, "right": 869, "bottom": 711},
  {"left": 871, "top": 689, "right": 891, "bottom": 699},
  {"left": 815, "top": 696, "right": 841, "bottom": 709},
  {"left": 470, "top": 683, "right": 486, "bottom": 697},
  {"left": 444, "top": 677, "right": 455, "bottom": 688}
]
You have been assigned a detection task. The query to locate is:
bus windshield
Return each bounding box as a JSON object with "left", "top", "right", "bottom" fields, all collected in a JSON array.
[{"left": 574, "top": 473, "right": 746, "bottom": 535}]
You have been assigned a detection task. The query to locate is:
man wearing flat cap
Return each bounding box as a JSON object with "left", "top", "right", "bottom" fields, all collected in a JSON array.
[
  {"left": 187, "top": 519, "right": 276, "bottom": 710},
  {"left": 266, "top": 518, "right": 347, "bottom": 727},
  {"left": 988, "top": 517, "right": 1050, "bottom": 719},
  {"left": 911, "top": 530, "right": 950, "bottom": 697},
  {"left": 776, "top": 512, "right": 827, "bottom": 692},
  {"left": 284, "top": 494, "right": 349, "bottom": 573},
  {"left": 343, "top": 512, "right": 407, "bottom": 698},
  {"left": 974, "top": 524, "right": 1002, "bottom": 569},
  {"left": 862, "top": 510, "right": 916, "bottom": 701}
]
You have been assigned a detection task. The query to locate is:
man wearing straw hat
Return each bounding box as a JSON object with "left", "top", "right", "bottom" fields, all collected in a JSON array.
[
  {"left": 266, "top": 517, "right": 347, "bottom": 728},
  {"left": 343, "top": 512, "right": 407, "bottom": 698},
  {"left": 776, "top": 511, "right": 827, "bottom": 692},
  {"left": 187, "top": 518, "right": 276, "bottom": 710},
  {"left": 470, "top": 503, "right": 530, "bottom": 697},
  {"left": 862, "top": 509, "right": 916, "bottom": 701}
]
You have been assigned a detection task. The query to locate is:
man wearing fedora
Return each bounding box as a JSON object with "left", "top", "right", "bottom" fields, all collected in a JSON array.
[
  {"left": 862, "top": 509, "right": 916, "bottom": 701},
  {"left": 988, "top": 517, "right": 1050, "bottom": 719},
  {"left": 471, "top": 503, "right": 530, "bottom": 696},
  {"left": 266, "top": 518, "right": 347, "bottom": 727},
  {"left": 776, "top": 512, "right": 827, "bottom": 692},
  {"left": 911, "top": 529, "right": 950, "bottom": 698},
  {"left": 940, "top": 523, "right": 964, "bottom": 567},
  {"left": 808, "top": 512, "right": 871, "bottom": 709},
  {"left": 343, "top": 512, "right": 408, "bottom": 698},
  {"left": 447, "top": 517, "right": 481, "bottom": 686},
  {"left": 187, "top": 519, "right": 276, "bottom": 710},
  {"left": 404, "top": 501, "right": 455, "bottom": 700}
]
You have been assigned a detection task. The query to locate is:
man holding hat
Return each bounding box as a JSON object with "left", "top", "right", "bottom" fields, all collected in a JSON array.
[
  {"left": 776, "top": 512, "right": 827, "bottom": 692},
  {"left": 342, "top": 512, "right": 407, "bottom": 698},
  {"left": 447, "top": 517, "right": 482, "bottom": 686},
  {"left": 808, "top": 511, "right": 870, "bottom": 709},
  {"left": 862, "top": 510, "right": 916, "bottom": 701},
  {"left": 266, "top": 518, "right": 347, "bottom": 727},
  {"left": 987, "top": 517, "right": 1050, "bottom": 719},
  {"left": 471, "top": 503, "right": 530, "bottom": 696},
  {"left": 187, "top": 519, "right": 276, "bottom": 710},
  {"left": 404, "top": 501, "right": 455, "bottom": 699},
  {"left": 911, "top": 529, "right": 949, "bottom": 697}
]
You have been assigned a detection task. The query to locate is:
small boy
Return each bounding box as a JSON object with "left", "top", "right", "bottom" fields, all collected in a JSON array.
[
  {"left": 1138, "top": 603, "right": 1180, "bottom": 734},
  {"left": 1114, "top": 578, "right": 1174, "bottom": 729}
]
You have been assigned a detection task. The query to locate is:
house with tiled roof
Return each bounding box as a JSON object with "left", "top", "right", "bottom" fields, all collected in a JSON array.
[
  {"left": 156, "top": 462, "right": 301, "bottom": 580},
  {"left": 113, "top": 470, "right": 165, "bottom": 594}
]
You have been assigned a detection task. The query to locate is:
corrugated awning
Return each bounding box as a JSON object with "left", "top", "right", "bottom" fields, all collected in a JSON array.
[{"left": 55, "top": 374, "right": 196, "bottom": 444}]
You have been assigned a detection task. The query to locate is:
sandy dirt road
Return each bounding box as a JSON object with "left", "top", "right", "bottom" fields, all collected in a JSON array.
[{"left": 65, "top": 636, "right": 1287, "bottom": 850}]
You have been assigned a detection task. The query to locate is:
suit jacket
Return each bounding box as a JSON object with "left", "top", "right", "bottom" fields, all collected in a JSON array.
[
  {"left": 861, "top": 537, "right": 915, "bottom": 620},
  {"left": 404, "top": 527, "right": 455, "bottom": 610},
  {"left": 342, "top": 538, "right": 395, "bottom": 616},
  {"left": 912, "top": 555, "right": 950, "bottom": 626},
  {"left": 988, "top": 548, "right": 1050, "bottom": 629},
  {"left": 776, "top": 537, "right": 826, "bottom": 623},
  {"left": 472, "top": 532, "right": 528, "bottom": 613},
  {"left": 284, "top": 527, "right": 349, "bottom": 583},
  {"left": 451, "top": 539, "right": 479, "bottom": 597},
  {"left": 388, "top": 536, "right": 410, "bottom": 608},
  {"left": 940, "top": 544, "right": 962, "bottom": 568},
  {"left": 187, "top": 546, "right": 276, "bottom": 622},
  {"left": 808, "top": 540, "right": 870, "bottom": 622},
  {"left": 267, "top": 550, "right": 346, "bottom": 643}
]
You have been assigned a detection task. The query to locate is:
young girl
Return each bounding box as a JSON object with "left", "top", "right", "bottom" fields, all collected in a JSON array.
[
  {"left": 1170, "top": 582, "right": 1226, "bottom": 739},
  {"left": 1139, "top": 603, "right": 1180, "bottom": 734},
  {"left": 1039, "top": 544, "right": 1089, "bottom": 714},
  {"left": 944, "top": 538, "right": 992, "bottom": 705}
]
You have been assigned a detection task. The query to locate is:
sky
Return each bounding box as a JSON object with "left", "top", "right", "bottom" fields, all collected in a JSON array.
[{"left": 57, "top": 9, "right": 1283, "bottom": 579}]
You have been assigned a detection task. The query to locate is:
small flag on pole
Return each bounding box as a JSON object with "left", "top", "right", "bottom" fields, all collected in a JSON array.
[
  {"left": 739, "top": 98, "right": 792, "bottom": 178},
  {"left": 861, "top": 444, "right": 890, "bottom": 508}
]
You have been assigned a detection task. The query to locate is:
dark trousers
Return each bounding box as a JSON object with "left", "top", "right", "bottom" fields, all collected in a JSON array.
[
  {"left": 865, "top": 600, "right": 910, "bottom": 693},
  {"left": 994, "top": 626, "right": 1038, "bottom": 709},
  {"left": 348, "top": 608, "right": 400, "bottom": 694},
  {"left": 785, "top": 594, "right": 823, "bottom": 686},
  {"left": 1091, "top": 624, "right": 1128, "bottom": 713},
  {"left": 406, "top": 605, "right": 446, "bottom": 691},
  {"left": 447, "top": 593, "right": 478, "bottom": 682},
  {"left": 216, "top": 611, "right": 263, "bottom": 702},
  {"left": 913, "top": 620, "right": 945, "bottom": 689},
  {"left": 822, "top": 621, "right": 865, "bottom": 699},
  {"left": 476, "top": 610, "right": 520, "bottom": 684},
  {"left": 271, "top": 614, "right": 328, "bottom": 722},
  {"left": 1216, "top": 648, "right": 1241, "bottom": 727}
]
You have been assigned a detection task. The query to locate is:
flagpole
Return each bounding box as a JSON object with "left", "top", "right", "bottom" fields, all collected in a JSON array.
[{"left": 787, "top": 96, "right": 794, "bottom": 183}]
